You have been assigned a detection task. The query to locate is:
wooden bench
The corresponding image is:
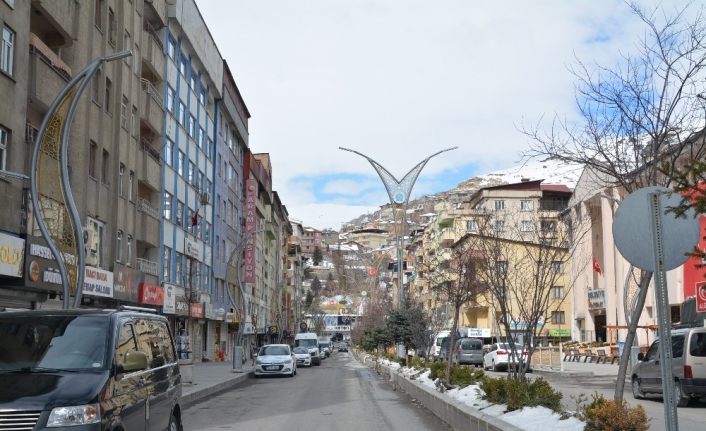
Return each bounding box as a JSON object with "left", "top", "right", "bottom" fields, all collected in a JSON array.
[
  {"left": 563, "top": 349, "right": 576, "bottom": 362},
  {"left": 596, "top": 349, "right": 608, "bottom": 363},
  {"left": 584, "top": 350, "right": 600, "bottom": 363}
]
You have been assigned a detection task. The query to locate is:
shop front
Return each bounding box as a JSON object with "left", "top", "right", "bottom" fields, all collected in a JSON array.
[
  {"left": 82, "top": 266, "right": 114, "bottom": 307},
  {"left": 112, "top": 263, "right": 142, "bottom": 306},
  {"left": 21, "top": 235, "right": 60, "bottom": 309}
]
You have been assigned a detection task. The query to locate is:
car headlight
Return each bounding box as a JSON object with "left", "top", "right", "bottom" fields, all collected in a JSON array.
[
  {"left": 47, "top": 404, "right": 100, "bottom": 427},
  {"left": 256, "top": 358, "right": 263, "bottom": 364}
]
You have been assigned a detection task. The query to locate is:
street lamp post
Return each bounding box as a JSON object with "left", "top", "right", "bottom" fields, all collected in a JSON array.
[{"left": 339, "top": 147, "right": 457, "bottom": 309}]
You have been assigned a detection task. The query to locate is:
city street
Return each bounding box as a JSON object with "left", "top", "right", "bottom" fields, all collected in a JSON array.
[{"left": 183, "top": 352, "right": 451, "bottom": 431}]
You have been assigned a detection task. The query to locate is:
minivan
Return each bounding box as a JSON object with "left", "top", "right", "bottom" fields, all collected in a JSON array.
[
  {"left": 294, "top": 332, "right": 321, "bottom": 366},
  {"left": 631, "top": 326, "right": 706, "bottom": 406},
  {"left": 452, "top": 337, "right": 484, "bottom": 366},
  {"left": 0, "top": 308, "right": 182, "bottom": 430}
]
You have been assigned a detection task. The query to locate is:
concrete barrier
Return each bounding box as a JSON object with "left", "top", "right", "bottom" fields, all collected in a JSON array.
[
  {"left": 181, "top": 371, "right": 253, "bottom": 409},
  {"left": 353, "top": 350, "right": 522, "bottom": 431}
]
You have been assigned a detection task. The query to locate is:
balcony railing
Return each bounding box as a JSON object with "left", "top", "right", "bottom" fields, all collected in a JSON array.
[
  {"left": 137, "top": 258, "right": 159, "bottom": 276},
  {"left": 140, "top": 78, "right": 163, "bottom": 107},
  {"left": 29, "top": 33, "right": 72, "bottom": 79},
  {"left": 137, "top": 198, "right": 160, "bottom": 219},
  {"left": 140, "top": 138, "right": 161, "bottom": 164}
]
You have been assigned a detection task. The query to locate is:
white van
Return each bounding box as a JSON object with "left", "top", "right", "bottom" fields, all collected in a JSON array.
[
  {"left": 295, "top": 332, "right": 321, "bottom": 366},
  {"left": 433, "top": 330, "right": 451, "bottom": 360}
]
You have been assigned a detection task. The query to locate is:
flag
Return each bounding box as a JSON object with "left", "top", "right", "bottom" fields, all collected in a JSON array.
[{"left": 592, "top": 257, "right": 602, "bottom": 275}]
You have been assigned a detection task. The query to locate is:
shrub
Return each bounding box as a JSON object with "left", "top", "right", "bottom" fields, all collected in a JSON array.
[
  {"left": 449, "top": 365, "right": 485, "bottom": 388},
  {"left": 581, "top": 394, "right": 649, "bottom": 431},
  {"left": 480, "top": 377, "right": 563, "bottom": 412},
  {"left": 428, "top": 362, "right": 446, "bottom": 380},
  {"left": 408, "top": 356, "right": 427, "bottom": 369},
  {"left": 397, "top": 357, "right": 407, "bottom": 366}
]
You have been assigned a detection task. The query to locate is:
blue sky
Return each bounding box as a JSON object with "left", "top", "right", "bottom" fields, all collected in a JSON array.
[{"left": 196, "top": 0, "right": 687, "bottom": 229}]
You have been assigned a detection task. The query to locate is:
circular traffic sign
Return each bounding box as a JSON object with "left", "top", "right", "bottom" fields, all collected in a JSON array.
[{"left": 613, "top": 186, "right": 699, "bottom": 271}]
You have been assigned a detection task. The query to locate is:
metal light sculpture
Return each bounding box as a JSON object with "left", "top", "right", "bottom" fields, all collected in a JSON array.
[
  {"left": 30, "top": 51, "right": 132, "bottom": 309},
  {"left": 339, "top": 146, "right": 457, "bottom": 307}
]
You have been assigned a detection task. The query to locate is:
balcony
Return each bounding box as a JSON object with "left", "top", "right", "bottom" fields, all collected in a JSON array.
[
  {"left": 31, "top": 1, "right": 75, "bottom": 46},
  {"left": 28, "top": 34, "right": 71, "bottom": 112},
  {"left": 141, "top": 28, "right": 164, "bottom": 81},
  {"left": 137, "top": 258, "right": 159, "bottom": 277},
  {"left": 139, "top": 139, "right": 161, "bottom": 190},
  {"left": 136, "top": 199, "right": 160, "bottom": 247},
  {"left": 140, "top": 78, "right": 164, "bottom": 135},
  {"left": 144, "top": 0, "right": 167, "bottom": 28},
  {"left": 438, "top": 227, "right": 457, "bottom": 248}
]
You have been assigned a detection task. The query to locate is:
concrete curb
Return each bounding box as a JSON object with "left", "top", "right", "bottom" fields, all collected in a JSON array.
[
  {"left": 352, "top": 351, "right": 523, "bottom": 431},
  {"left": 181, "top": 371, "right": 254, "bottom": 409}
]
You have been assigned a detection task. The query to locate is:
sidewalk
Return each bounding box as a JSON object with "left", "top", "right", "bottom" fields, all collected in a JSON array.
[{"left": 180, "top": 360, "right": 255, "bottom": 409}]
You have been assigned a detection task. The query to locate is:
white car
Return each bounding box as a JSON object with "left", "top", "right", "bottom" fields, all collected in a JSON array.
[
  {"left": 292, "top": 346, "right": 312, "bottom": 367},
  {"left": 254, "top": 344, "right": 297, "bottom": 377},
  {"left": 483, "top": 343, "right": 527, "bottom": 371}
]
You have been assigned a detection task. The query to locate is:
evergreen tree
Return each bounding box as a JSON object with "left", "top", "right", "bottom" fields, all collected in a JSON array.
[{"left": 313, "top": 246, "right": 323, "bottom": 266}]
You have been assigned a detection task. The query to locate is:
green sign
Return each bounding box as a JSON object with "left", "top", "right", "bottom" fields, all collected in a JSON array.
[{"left": 549, "top": 329, "right": 570, "bottom": 337}]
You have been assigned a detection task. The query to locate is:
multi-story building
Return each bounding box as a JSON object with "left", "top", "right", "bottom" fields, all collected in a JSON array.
[
  {"left": 161, "top": 0, "right": 219, "bottom": 361},
  {"left": 288, "top": 220, "right": 305, "bottom": 333},
  {"left": 301, "top": 226, "right": 322, "bottom": 258},
  {"left": 212, "top": 60, "right": 249, "bottom": 360}
]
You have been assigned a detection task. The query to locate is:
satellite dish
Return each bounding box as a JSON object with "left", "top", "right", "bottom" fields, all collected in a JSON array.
[{"left": 361, "top": 291, "right": 367, "bottom": 297}]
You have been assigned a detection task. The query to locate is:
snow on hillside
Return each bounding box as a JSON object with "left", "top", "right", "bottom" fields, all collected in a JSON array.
[{"left": 456, "top": 158, "right": 584, "bottom": 191}]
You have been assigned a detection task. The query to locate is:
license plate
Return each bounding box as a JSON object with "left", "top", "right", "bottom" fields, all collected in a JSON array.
[{"left": 265, "top": 365, "right": 278, "bottom": 370}]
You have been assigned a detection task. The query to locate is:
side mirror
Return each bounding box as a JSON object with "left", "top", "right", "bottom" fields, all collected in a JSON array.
[
  {"left": 120, "top": 350, "right": 148, "bottom": 373},
  {"left": 637, "top": 352, "right": 645, "bottom": 361}
]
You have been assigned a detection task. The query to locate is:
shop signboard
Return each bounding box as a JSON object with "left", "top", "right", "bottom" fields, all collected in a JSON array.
[
  {"left": 112, "top": 263, "right": 141, "bottom": 303},
  {"left": 244, "top": 178, "right": 257, "bottom": 283},
  {"left": 549, "top": 328, "right": 571, "bottom": 337},
  {"left": 83, "top": 266, "right": 113, "bottom": 298},
  {"left": 175, "top": 296, "right": 190, "bottom": 316},
  {"left": 24, "top": 236, "right": 77, "bottom": 292},
  {"left": 184, "top": 237, "right": 201, "bottom": 260},
  {"left": 204, "top": 301, "right": 214, "bottom": 319},
  {"left": 0, "top": 232, "right": 24, "bottom": 278},
  {"left": 587, "top": 289, "right": 606, "bottom": 310},
  {"left": 190, "top": 302, "right": 204, "bottom": 318},
  {"left": 466, "top": 328, "right": 491, "bottom": 338},
  {"left": 697, "top": 281, "right": 706, "bottom": 313},
  {"left": 139, "top": 283, "right": 164, "bottom": 306},
  {"left": 163, "top": 283, "right": 177, "bottom": 314}
]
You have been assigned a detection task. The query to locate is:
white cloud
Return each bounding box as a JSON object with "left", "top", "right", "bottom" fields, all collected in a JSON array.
[
  {"left": 320, "top": 179, "right": 378, "bottom": 196},
  {"left": 196, "top": 0, "right": 691, "bottom": 229}
]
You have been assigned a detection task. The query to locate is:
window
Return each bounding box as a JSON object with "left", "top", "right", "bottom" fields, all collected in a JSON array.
[
  {"left": 215, "top": 235, "right": 220, "bottom": 260},
  {"left": 131, "top": 105, "right": 138, "bottom": 137},
  {"left": 1, "top": 25, "right": 15, "bottom": 76},
  {"left": 116, "top": 230, "right": 123, "bottom": 262},
  {"left": 105, "top": 78, "right": 112, "bottom": 113},
  {"left": 118, "top": 163, "right": 125, "bottom": 196},
  {"left": 672, "top": 335, "right": 685, "bottom": 358},
  {"left": 86, "top": 217, "right": 104, "bottom": 266},
  {"left": 465, "top": 219, "right": 477, "bottom": 232},
  {"left": 198, "top": 128, "right": 204, "bottom": 148},
  {"left": 205, "top": 222, "right": 211, "bottom": 242},
  {"left": 494, "top": 220, "right": 505, "bottom": 231},
  {"left": 520, "top": 200, "right": 533, "bottom": 211},
  {"left": 133, "top": 43, "right": 140, "bottom": 76},
  {"left": 189, "top": 73, "right": 196, "bottom": 90},
  {"left": 101, "top": 149, "right": 109, "bottom": 184},
  {"left": 164, "top": 138, "right": 174, "bottom": 166},
  {"left": 175, "top": 253, "right": 182, "bottom": 283},
  {"left": 108, "top": 8, "right": 116, "bottom": 46},
  {"left": 126, "top": 235, "right": 132, "bottom": 265},
  {"left": 0, "top": 126, "right": 7, "bottom": 170},
  {"left": 199, "top": 87, "right": 206, "bottom": 106},
  {"left": 195, "top": 170, "right": 202, "bottom": 191},
  {"left": 128, "top": 171, "right": 134, "bottom": 201},
  {"left": 167, "top": 35, "right": 176, "bottom": 60},
  {"left": 179, "top": 55, "right": 187, "bottom": 76},
  {"left": 550, "top": 286, "right": 564, "bottom": 299},
  {"left": 541, "top": 220, "right": 557, "bottom": 232},
  {"left": 188, "top": 115, "right": 195, "bottom": 137},
  {"left": 178, "top": 101, "right": 185, "bottom": 125},
  {"left": 163, "top": 191, "right": 173, "bottom": 220},
  {"left": 521, "top": 220, "right": 533, "bottom": 232},
  {"left": 92, "top": 70, "right": 101, "bottom": 104},
  {"left": 94, "top": 0, "right": 103, "bottom": 30},
  {"left": 551, "top": 261, "right": 563, "bottom": 273},
  {"left": 494, "top": 200, "right": 505, "bottom": 211},
  {"left": 495, "top": 261, "right": 508, "bottom": 274},
  {"left": 551, "top": 311, "right": 565, "bottom": 324},
  {"left": 177, "top": 151, "right": 185, "bottom": 176},
  {"left": 187, "top": 161, "right": 195, "bottom": 184},
  {"left": 120, "top": 96, "right": 128, "bottom": 129},
  {"left": 175, "top": 200, "right": 184, "bottom": 227},
  {"left": 89, "top": 141, "right": 97, "bottom": 178},
  {"left": 207, "top": 138, "right": 213, "bottom": 159},
  {"left": 166, "top": 86, "right": 175, "bottom": 113},
  {"left": 690, "top": 333, "right": 706, "bottom": 357},
  {"left": 123, "top": 30, "right": 131, "bottom": 60},
  {"left": 163, "top": 246, "right": 171, "bottom": 280}
]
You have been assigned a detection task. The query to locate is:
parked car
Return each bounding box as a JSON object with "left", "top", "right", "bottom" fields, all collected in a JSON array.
[
  {"left": 338, "top": 343, "right": 349, "bottom": 352},
  {"left": 294, "top": 332, "right": 321, "bottom": 366},
  {"left": 292, "top": 346, "right": 312, "bottom": 367},
  {"left": 631, "top": 326, "right": 706, "bottom": 406},
  {"left": 319, "top": 341, "right": 332, "bottom": 357},
  {"left": 483, "top": 342, "right": 527, "bottom": 371},
  {"left": 0, "top": 307, "right": 182, "bottom": 431},
  {"left": 319, "top": 348, "right": 326, "bottom": 360},
  {"left": 433, "top": 330, "right": 451, "bottom": 360},
  {"left": 255, "top": 344, "right": 297, "bottom": 377},
  {"left": 452, "top": 337, "right": 484, "bottom": 366},
  {"left": 438, "top": 337, "right": 453, "bottom": 362}
]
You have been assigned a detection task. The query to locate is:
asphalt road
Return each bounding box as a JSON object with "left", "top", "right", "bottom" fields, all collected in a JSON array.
[
  {"left": 484, "top": 368, "right": 705, "bottom": 431},
  {"left": 183, "top": 352, "right": 451, "bottom": 431}
]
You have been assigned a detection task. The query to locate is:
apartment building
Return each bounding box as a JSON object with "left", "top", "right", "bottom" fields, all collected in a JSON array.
[{"left": 301, "top": 226, "right": 322, "bottom": 258}]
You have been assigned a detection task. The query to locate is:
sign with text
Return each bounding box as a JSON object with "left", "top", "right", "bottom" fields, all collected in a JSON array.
[
  {"left": 466, "top": 328, "right": 491, "bottom": 338},
  {"left": 190, "top": 302, "right": 204, "bottom": 318},
  {"left": 587, "top": 289, "right": 606, "bottom": 310},
  {"left": 24, "top": 236, "right": 76, "bottom": 292},
  {"left": 83, "top": 266, "right": 114, "bottom": 298},
  {"left": 184, "top": 237, "right": 201, "bottom": 260},
  {"left": 697, "top": 282, "right": 706, "bottom": 313},
  {"left": 163, "top": 283, "right": 176, "bottom": 314},
  {"left": 244, "top": 178, "right": 257, "bottom": 284},
  {"left": 139, "top": 283, "right": 164, "bottom": 305},
  {"left": 0, "top": 232, "right": 24, "bottom": 278},
  {"left": 549, "top": 328, "right": 571, "bottom": 337},
  {"left": 112, "top": 263, "right": 141, "bottom": 303}
]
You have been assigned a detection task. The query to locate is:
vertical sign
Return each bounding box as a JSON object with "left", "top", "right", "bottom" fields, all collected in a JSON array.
[
  {"left": 697, "top": 282, "right": 706, "bottom": 313},
  {"left": 244, "top": 178, "right": 257, "bottom": 284}
]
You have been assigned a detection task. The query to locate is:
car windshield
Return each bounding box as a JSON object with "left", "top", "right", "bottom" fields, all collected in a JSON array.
[
  {"left": 0, "top": 315, "right": 109, "bottom": 371},
  {"left": 260, "top": 346, "right": 290, "bottom": 356},
  {"left": 296, "top": 339, "right": 317, "bottom": 348},
  {"left": 461, "top": 339, "right": 482, "bottom": 350},
  {"left": 293, "top": 347, "right": 309, "bottom": 354}
]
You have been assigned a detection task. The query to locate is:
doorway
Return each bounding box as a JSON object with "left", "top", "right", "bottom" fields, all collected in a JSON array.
[{"left": 594, "top": 314, "right": 607, "bottom": 343}]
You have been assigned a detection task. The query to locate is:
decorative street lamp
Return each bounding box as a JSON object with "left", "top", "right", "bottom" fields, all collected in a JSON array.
[{"left": 339, "top": 147, "right": 457, "bottom": 308}]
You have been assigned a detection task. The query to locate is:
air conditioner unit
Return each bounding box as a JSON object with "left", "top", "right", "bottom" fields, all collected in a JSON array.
[{"left": 200, "top": 192, "right": 210, "bottom": 206}]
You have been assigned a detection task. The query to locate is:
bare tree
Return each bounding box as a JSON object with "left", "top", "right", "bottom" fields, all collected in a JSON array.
[
  {"left": 521, "top": 2, "right": 706, "bottom": 400},
  {"left": 461, "top": 208, "right": 578, "bottom": 381}
]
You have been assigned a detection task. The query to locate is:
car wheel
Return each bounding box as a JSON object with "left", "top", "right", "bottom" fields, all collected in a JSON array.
[
  {"left": 631, "top": 377, "right": 645, "bottom": 400},
  {"left": 167, "top": 411, "right": 179, "bottom": 431},
  {"left": 492, "top": 360, "right": 499, "bottom": 372},
  {"left": 674, "top": 380, "right": 690, "bottom": 407}
]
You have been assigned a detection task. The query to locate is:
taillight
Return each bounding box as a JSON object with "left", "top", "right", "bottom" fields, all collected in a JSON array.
[
  {"left": 684, "top": 365, "right": 693, "bottom": 379},
  {"left": 497, "top": 350, "right": 507, "bottom": 355}
]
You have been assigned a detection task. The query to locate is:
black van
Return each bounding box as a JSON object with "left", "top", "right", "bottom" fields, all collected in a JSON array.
[{"left": 0, "top": 308, "right": 182, "bottom": 430}]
